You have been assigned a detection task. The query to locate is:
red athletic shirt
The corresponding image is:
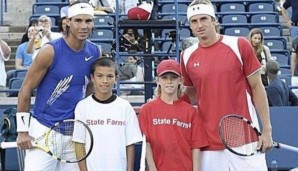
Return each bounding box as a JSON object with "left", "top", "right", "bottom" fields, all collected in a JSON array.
[
  {"left": 138, "top": 98, "right": 209, "bottom": 171},
  {"left": 181, "top": 35, "right": 261, "bottom": 150}
]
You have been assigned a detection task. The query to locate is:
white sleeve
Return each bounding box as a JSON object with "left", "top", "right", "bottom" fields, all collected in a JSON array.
[
  {"left": 72, "top": 103, "right": 87, "bottom": 143},
  {"left": 125, "top": 104, "right": 142, "bottom": 146}
]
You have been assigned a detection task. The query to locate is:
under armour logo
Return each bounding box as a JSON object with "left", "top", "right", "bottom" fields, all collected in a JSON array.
[{"left": 193, "top": 62, "right": 200, "bottom": 67}]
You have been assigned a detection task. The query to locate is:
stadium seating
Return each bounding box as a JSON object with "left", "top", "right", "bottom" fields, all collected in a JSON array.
[
  {"left": 161, "top": 15, "right": 188, "bottom": 25},
  {"left": 7, "top": 78, "right": 24, "bottom": 97},
  {"left": 97, "top": 42, "right": 113, "bottom": 55},
  {"left": 259, "top": 26, "right": 282, "bottom": 37},
  {"left": 94, "top": 15, "right": 114, "bottom": 28},
  {"left": 36, "top": 0, "right": 65, "bottom": 2},
  {"left": 222, "top": 14, "right": 248, "bottom": 24},
  {"left": 264, "top": 38, "right": 287, "bottom": 50},
  {"left": 160, "top": 3, "right": 188, "bottom": 14},
  {"left": 271, "top": 52, "right": 290, "bottom": 66},
  {"left": 224, "top": 27, "right": 250, "bottom": 37},
  {"left": 220, "top": 3, "right": 246, "bottom": 12},
  {"left": 90, "top": 29, "right": 114, "bottom": 42},
  {"left": 13, "top": 69, "right": 28, "bottom": 78},
  {"left": 248, "top": 2, "right": 274, "bottom": 12},
  {"left": 279, "top": 74, "right": 292, "bottom": 85},
  {"left": 33, "top": 5, "right": 60, "bottom": 15},
  {"left": 250, "top": 13, "right": 278, "bottom": 23},
  {"left": 279, "top": 67, "right": 291, "bottom": 75}
]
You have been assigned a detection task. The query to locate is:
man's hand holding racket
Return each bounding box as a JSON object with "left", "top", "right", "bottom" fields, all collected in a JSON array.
[
  {"left": 258, "top": 126, "right": 273, "bottom": 153},
  {"left": 17, "top": 132, "right": 33, "bottom": 150}
]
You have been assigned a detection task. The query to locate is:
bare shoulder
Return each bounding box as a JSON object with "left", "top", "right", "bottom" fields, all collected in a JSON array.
[{"left": 34, "top": 44, "right": 55, "bottom": 69}]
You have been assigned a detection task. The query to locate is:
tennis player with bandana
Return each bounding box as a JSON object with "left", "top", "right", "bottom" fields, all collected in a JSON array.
[
  {"left": 181, "top": 0, "right": 273, "bottom": 170},
  {"left": 16, "top": 2, "right": 100, "bottom": 170}
]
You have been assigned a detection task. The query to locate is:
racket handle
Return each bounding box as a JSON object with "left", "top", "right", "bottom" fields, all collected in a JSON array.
[
  {"left": 275, "top": 142, "right": 298, "bottom": 153},
  {"left": 1, "top": 142, "right": 18, "bottom": 149}
]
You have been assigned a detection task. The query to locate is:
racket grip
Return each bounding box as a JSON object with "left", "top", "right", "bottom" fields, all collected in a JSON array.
[{"left": 1, "top": 142, "right": 18, "bottom": 149}]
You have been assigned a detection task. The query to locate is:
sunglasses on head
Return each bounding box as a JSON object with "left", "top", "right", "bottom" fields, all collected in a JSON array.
[{"left": 39, "top": 19, "right": 49, "bottom": 23}]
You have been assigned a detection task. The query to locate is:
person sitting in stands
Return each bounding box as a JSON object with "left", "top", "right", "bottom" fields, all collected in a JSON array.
[
  {"left": 26, "top": 15, "right": 62, "bottom": 60},
  {"left": 266, "top": 60, "right": 298, "bottom": 106},
  {"left": 16, "top": 26, "right": 35, "bottom": 69}
]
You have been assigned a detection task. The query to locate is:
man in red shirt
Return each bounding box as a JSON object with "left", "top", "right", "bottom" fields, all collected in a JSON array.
[{"left": 181, "top": 0, "right": 273, "bottom": 170}]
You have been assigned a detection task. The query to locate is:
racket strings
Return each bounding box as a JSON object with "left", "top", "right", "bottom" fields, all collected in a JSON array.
[
  {"left": 221, "top": 117, "right": 259, "bottom": 155},
  {"left": 48, "top": 120, "right": 91, "bottom": 162}
]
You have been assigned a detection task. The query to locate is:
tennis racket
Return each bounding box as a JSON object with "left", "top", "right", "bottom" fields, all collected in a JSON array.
[
  {"left": 219, "top": 114, "right": 298, "bottom": 156},
  {"left": 0, "top": 119, "right": 94, "bottom": 163}
]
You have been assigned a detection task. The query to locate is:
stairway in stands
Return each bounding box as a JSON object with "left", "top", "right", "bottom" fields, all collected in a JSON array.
[{"left": 0, "top": 26, "right": 25, "bottom": 72}]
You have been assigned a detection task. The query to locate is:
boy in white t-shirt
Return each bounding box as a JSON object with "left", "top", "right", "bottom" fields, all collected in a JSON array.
[{"left": 75, "top": 57, "right": 142, "bottom": 171}]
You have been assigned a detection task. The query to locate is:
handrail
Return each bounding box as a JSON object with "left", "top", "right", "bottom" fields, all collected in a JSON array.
[{"left": 0, "top": 0, "right": 3, "bottom": 25}]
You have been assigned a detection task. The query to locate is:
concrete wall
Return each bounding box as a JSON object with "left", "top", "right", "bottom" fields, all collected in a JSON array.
[{"left": 3, "top": 0, "right": 35, "bottom": 26}]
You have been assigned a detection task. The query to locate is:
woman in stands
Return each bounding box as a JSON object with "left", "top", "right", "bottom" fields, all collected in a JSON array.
[{"left": 248, "top": 28, "right": 272, "bottom": 86}]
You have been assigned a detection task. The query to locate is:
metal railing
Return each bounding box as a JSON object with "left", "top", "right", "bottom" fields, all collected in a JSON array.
[{"left": 0, "top": 0, "right": 7, "bottom": 25}]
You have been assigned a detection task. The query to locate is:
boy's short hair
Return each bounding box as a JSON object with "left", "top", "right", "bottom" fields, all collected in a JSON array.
[
  {"left": 266, "top": 60, "right": 280, "bottom": 75},
  {"left": 91, "top": 57, "right": 118, "bottom": 76}
]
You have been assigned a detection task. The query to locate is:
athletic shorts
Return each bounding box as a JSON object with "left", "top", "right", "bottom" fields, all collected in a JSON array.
[{"left": 201, "top": 149, "right": 267, "bottom": 171}]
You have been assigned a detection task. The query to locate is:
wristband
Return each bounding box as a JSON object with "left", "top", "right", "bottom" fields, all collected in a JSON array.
[{"left": 16, "top": 112, "right": 31, "bottom": 132}]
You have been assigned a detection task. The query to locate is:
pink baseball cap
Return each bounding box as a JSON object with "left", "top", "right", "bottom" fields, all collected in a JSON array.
[{"left": 156, "top": 60, "right": 181, "bottom": 76}]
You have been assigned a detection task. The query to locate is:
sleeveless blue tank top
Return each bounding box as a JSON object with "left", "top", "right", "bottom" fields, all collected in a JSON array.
[{"left": 33, "top": 38, "right": 100, "bottom": 127}]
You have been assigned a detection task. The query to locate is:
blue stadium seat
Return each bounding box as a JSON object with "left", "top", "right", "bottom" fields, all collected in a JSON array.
[
  {"left": 250, "top": 14, "right": 278, "bottom": 23},
  {"left": 160, "top": 28, "right": 190, "bottom": 40},
  {"left": 180, "top": 28, "right": 191, "bottom": 39},
  {"left": 264, "top": 38, "right": 286, "bottom": 50},
  {"left": 279, "top": 75, "right": 292, "bottom": 85},
  {"left": 90, "top": 29, "right": 114, "bottom": 41},
  {"left": 161, "top": 3, "right": 188, "bottom": 14},
  {"left": 248, "top": 2, "right": 274, "bottom": 12},
  {"left": 7, "top": 78, "right": 24, "bottom": 97},
  {"left": 94, "top": 15, "right": 114, "bottom": 27},
  {"left": 97, "top": 42, "right": 113, "bottom": 54},
  {"left": 224, "top": 27, "right": 250, "bottom": 37},
  {"left": 161, "top": 15, "right": 188, "bottom": 26},
  {"left": 279, "top": 67, "right": 291, "bottom": 75},
  {"left": 13, "top": 69, "right": 28, "bottom": 78},
  {"left": 33, "top": 5, "right": 60, "bottom": 15},
  {"left": 271, "top": 52, "right": 290, "bottom": 66},
  {"left": 259, "top": 26, "right": 282, "bottom": 37},
  {"left": 222, "top": 15, "right": 248, "bottom": 24},
  {"left": 36, "top": 0, "right": 64, "bottom": 2},
  {"left": 220, "top": 3, "right": 245, "bottom": 12},
  {"left": 161, "top": 41, "right": 174, "bottom": 52}
]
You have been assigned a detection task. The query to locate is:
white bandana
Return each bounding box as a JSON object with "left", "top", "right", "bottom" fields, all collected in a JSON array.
[
  {"left": 68, "top": 3, "right": 94, "bottom": 18},
  {"left": 187, "top": 4, "right": 216, "bottom": 21}
]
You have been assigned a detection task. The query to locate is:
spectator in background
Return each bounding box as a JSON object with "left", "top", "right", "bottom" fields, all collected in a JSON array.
[
  {"left": 266, "top": 60, "right": 298, "bottom": 106},
  {"left": 0, "top": 38, "right": 11, "bottom": 97},
  {"left": 248, "top": 28, "right": 272, "bottom": 86},
  {"left": 26, "top": 15, "right": 62, "bottom": 60},
  {"left": 281, "top": 0, "right": 298, "bottom": 39},
  {"left": 90, "top": 0, "right": 138, "bottom": 15},
  {"left": 15, "top": 26, "right": 34, "bottom": 69},
  {"left": 60, "top": 0, "right": 77, "bottom": 18},
  {"left": 20, "top": 19, "right": 38, "bottom": 44},
  {"left": 58, "top": 17, "right": 67, "bottom": 36},
  {"left": 181, "top": 37, "right": 199, "bottom": 51},
  {"left": 118, "top": 56, "right": 145, "bottom": 95},
  {"left": 117, "top": 28, "right": 145, "bottom": 52},
  {"left": 291, "top": 37, "right": 298, "bottom": 96},
  {"left": 291, "top": 37, "right": 298, "bottom": 76}
]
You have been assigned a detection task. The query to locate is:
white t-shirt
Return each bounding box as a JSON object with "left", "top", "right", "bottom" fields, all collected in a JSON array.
[
  {"left": 0, "top": 47, "right": 10, "bottom": 86},
  {"left": 74, "top": 95, "right": 142, "bottom": 171}
]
